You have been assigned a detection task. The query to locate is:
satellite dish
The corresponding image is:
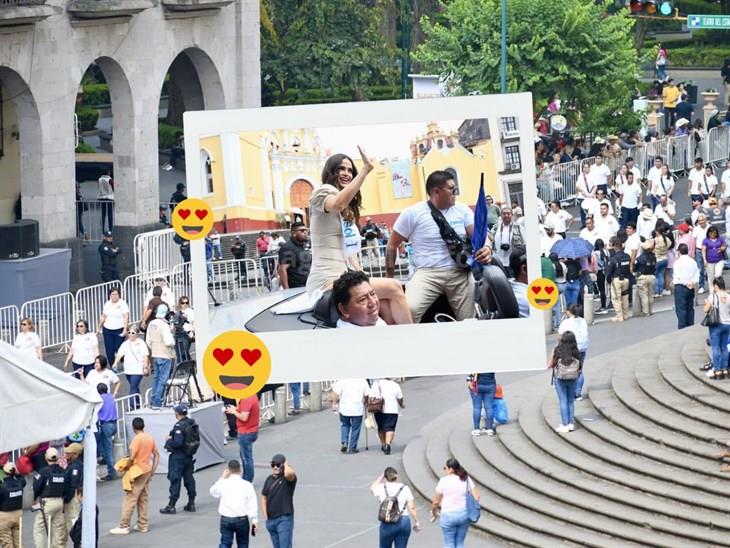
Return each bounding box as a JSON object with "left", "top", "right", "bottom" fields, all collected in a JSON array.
[{"left": 550, "top": 115, "right": 567, "bottom": 132}]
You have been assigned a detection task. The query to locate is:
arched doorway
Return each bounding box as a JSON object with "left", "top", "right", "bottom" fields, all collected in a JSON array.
[
  {"left": 289, "top": 179, "right": 314, "bottom": 225},
  {"left": 0, "top": 67, "right": 41, "bottom": 225}
]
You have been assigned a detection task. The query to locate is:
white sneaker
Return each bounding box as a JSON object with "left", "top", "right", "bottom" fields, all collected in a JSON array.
[
  {"left": 484, "top": 429, "right": 495, "bottom": 436},
  {"left": 110, "top": 527, "right": 130, "bottom": 535},
  {"left": 662, "top": 289, "right": 671, "bottom": 296},
  {"left": 575, "top": 396, "right": 584, "bottom": 402},
  {"left": 698, "top": 288, "right": 705, "bottom": 294},
  {"left": 471, "top": 429, "right": 481, "bottom": 436},
  {"left": 654, "top": 293, "right": 661, "bottom": 298},
  {"left": 555, "top": 424, "right": 568, "bottom": 433},
  {"left": 567, "top": 423, "right": 575, "bottom": 432}
]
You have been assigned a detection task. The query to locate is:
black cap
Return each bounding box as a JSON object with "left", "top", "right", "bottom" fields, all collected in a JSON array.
[
  {"left": 103, "top": 230, "right": 113, "bottom": 238},
  {"left": 271, "top": 454, "right": 286, "bottom": 466},
  {"left": 177, "top": 182, "right": 186, "bottom": 191}
]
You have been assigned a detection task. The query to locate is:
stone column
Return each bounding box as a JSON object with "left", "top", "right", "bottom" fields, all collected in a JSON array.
[
  {"left": 646, "top": 100, "right": 664, "bottom": 134},
  {"left": 702, "top": 91, "right": 720, "bottom": 131}
]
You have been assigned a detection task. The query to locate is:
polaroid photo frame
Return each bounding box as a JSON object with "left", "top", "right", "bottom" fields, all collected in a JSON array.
[{"left": 183, "top": 94, "right": 546, "bottom": 383}]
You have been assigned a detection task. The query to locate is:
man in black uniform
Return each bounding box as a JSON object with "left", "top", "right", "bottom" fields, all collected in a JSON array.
[
  {"left": 0, "top": 462, "right": 26, "bottom": 548},
  {"left": 261, "top": 454, "right": 297, "bottom": 548},
  {"left": 98, "top": 230, "right": 121, "bottom": 282},
  {"left": 160, "top": 404, "right": 197, "bottom": 515},
  {"left": 170, "top": 182, "right": 187, "bottom": 211},
  {"left": 606, "top": 237, "right": 633, "bottom": 323},
  {"left": 277, "top": 222, "right": 311, "bottom": 289},
  {"left": 62, "top": 443, "right": 84, "bottom": 546},
  {"left": 32, "top": 447, "right": 67, "bottom": 548},
  {"left": 231, "top": 236, "right": 248, "bottom": 286}
]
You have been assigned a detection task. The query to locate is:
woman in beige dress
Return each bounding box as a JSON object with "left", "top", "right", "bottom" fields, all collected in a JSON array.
[{"left": 306, "top": 147, "right": 412, "bottom": 325}]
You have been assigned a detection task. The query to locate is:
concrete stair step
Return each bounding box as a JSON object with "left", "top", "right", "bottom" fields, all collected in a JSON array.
[
  {"left": 513, "top": 394, "right": 730, "bottom": 515},
  {"left": 401, "top": 411, "right": 539, "bottom": 548},
  {"left": 659, "top": 342, "right": 730, "bottom": 413},
  {"left": 636, "top": 351, "right": 730, "bottom": 430},
  {"left": 478, "top": 419, "right": 730, "bottom": 545},
  {"left": 448, "top": 427, "right": 693, "bottom": 548},
  {"left": 681, "top": 339, "right": 730, "bottom": 396},
  {"left": 612, "top": 353, "right": 728, "bottom": 445}
]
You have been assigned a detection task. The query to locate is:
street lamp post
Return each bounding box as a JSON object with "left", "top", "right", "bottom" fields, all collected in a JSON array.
[{"left": 501, "top": 0, "right": 507, "bottom": 93}]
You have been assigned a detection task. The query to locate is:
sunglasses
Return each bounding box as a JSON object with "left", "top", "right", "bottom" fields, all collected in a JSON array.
[
  {"left": 21, "top": 322, "right": 29, "bottom": 326},
  {"left": 128, "top": 331, "right": 138, "bottom": 335},
  {"left": 76, "top": 324, "right": 85, "bottom": 328},
  {"left": 270, "top": 462, "right": 282, "bottom": 468},
  {"left": 180, "top": 301, "right": 189, "bottom": 305}
]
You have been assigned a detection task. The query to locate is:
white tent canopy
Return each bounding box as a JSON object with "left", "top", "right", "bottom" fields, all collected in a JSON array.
[{"left": 0, "top": 340, "right": 101, "bottom": 452}]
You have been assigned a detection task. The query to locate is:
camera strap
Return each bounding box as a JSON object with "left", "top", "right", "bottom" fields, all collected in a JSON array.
[{"left": 426, "top": 201, "right": 472, "bottom": 268}]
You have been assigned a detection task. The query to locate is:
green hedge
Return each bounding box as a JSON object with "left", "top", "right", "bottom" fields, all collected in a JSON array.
[
  {"left": 158, "top": 123, "right": 182, "bottom": 149},
  {"left": 81, "top": 83, "right": 110, "bottom": 107},
  {"left": 272, "top": 85, "right": 402, "bottom": 106},
  {"left": 75, "top": 142, "right": 96, "bottom": 154},
  {"left": 76, "top": 107, "right": 99, "bottom": 131},
  {"left": 669, "top": 46, "right": 730, "bottom": 68}
]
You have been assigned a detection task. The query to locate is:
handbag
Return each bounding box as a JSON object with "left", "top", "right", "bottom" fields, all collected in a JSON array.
[
  {"left": 465, "top": 478, "right": 481, "bottom": 523},
  {"left": 493, "top": 399, "right": 509, "bottom": 425},
  {"left": 701, "top": 294, "right": 720, "bottom": 327},
  {"left": 364, "top": 413, "right": 377, "bottom": 430},
  {"left": 366, "top": 382, "right": 384, "bottom": 413}
]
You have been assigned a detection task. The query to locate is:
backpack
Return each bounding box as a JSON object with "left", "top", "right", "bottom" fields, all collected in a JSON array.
[
  {"left": 182, "top": 420, "right": 200, "bottom": 456},
  {"left": 377, "top": 483, "right": 405, "bottom": 523},
  {"left": 555, "top": 358, "right": 581, "bottom": 381}
]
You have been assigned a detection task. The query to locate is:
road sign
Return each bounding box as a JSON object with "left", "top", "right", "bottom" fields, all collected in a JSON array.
[{"left": 687, "top": 14, "right": 730, "bottom": 29}]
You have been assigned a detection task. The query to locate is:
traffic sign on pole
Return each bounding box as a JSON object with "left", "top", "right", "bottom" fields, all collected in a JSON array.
[{"left": 687, "top": 14, "right": 730, "bottom": 29}]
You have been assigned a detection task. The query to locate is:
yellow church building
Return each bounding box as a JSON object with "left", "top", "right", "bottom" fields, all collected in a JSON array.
[{"left": 199, "top": 120, "right": 509, "bottom": 232}]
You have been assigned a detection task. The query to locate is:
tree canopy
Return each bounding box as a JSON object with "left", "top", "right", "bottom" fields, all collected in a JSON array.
[
  {"left": 261, "top": 0, "right": 398, "bottom": 104},
  {"left": 414, "top": 0, "right": 644, "bottom": 134}
]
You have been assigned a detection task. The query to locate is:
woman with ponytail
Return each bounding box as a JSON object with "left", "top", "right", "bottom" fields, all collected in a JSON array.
[{"left": 430, "top": 458, "right": 479, "bottom": 548}]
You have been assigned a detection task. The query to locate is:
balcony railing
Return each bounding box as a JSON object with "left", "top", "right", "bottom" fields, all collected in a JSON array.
[
  {"left": 0, "top": 0, "right": 53, "bottom": 27},
  {"left": 162, "top": 0, "right": 235, "bottom": 14}
]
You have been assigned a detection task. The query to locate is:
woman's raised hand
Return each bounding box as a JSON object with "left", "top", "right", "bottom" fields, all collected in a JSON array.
[{"left": 357, "top": 145, "right": 375, "bottom": 172}]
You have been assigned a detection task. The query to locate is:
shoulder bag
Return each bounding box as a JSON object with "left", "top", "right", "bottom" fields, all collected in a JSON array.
[
  {"left": 426, "top": 201, "right": 472, "bottom": 269},
  {"left": 366, "top": 381, "right": 384, "bottom": 413},
  {"left": 701, "top": 293, "right": 720, "bottom": 327},
  {"left": 465, "top": 478, "right": 481, "bottom": 523}
]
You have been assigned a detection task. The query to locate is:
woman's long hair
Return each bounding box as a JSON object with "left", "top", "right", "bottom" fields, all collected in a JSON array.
[
  {"left": 553, "top": 331, "right": 580, "bottom": 364},
  {"left": 445, "top": 458, "right": 468, "bottom": 482},
  {"left": 321, "top": 153, "right": 362, "bottom": 223}
]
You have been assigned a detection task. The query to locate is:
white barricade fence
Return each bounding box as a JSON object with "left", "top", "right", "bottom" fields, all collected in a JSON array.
[
  {"left": 133, "top": 228, "right": 181, "bottom": 276},
  {"left": 114, "top": 393, "right": 142, "bottom": 449},
  {"left": 706, "top": 126, "right": 730, "bottom": 166},
  {"left": 20, "top": 292, "right": 75, "bottom": 350},
  {"left": 122, "top": 269, "right": 171, "bottom": 326},
  {"left": 643, "top": 138, "right": 668, "bottom": 174},
  {"left": 667, "top": 135, "right": 690, "bottom": 174},
  {"left": 0, "top": 305, "right": 19, "bottom": 345},
  {"left": 209, "top": 258, "right": 261, "bottom": 305},
  {"left": 76, "top": 200, "right": 115, "bottom": 242},
  {"left": 359, "top": 243, "right": 412, "bottom": 281},
  {"left": 258, "top": 254, "right": 280, "bottom": 291},
  {"left": 75, "top": 280, "right": 122, "bottom": 325},
  {"left": 171, "top": 262, "right": 194, "bottom": 308}
]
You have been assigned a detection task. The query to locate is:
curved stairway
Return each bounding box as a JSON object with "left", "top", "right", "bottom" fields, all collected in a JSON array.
[{"left": 403, "top": 327, "right": 730, "bottom": 547}]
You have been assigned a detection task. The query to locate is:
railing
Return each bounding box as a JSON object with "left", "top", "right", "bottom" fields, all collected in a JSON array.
[
  {"left": 133, "top": 228, "right": 181, "bottom": 277},
  {"left": 76, "top": 200, "right": 115, "bottom": 242},
  {"left": 19, "top": 293, "right": 75, "bottom": 351},
  {"left": 114, "top": 393, "right": 141, "bottom": 450},
  {"left": 0, "top": 305, "right": 19, "bottom": 345},
  {"left": 706, "top": 126, "right": 730, "bottom": 166},
  {"left": 359, "top": 243, "right": 412, "bottom": 281},
  {"left": 209, "top": 258, "right": 261, "bottom": 304},
  {"left": 666, "top": 135, "right": 691, "bottom": 174},
  {"left": 122, "top": 269, "right": 171, "bottom": 326},
  {"left": 75, "top": 280, "right": 121, "bottom": 325}
]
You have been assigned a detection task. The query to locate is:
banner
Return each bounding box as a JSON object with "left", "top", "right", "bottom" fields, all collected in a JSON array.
[{"left": 390, "top": 159, "right": 413, "bottom": 199}]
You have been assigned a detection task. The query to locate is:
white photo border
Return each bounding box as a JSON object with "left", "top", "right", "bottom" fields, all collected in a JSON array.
[{"left": 183, "top": 94, "right": 546, "bottom": 383}]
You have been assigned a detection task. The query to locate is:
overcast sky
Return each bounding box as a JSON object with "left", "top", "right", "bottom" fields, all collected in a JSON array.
[{"left": 314, "top": 119, "right": 463, "bottom": 161}]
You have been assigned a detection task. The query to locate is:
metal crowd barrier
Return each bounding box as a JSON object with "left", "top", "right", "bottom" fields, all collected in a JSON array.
[
  {"left": 75, "top": 200, "right": 115, "bottom": 242},
  {"left": 209, "top": 258, "right": 262, "bottom": 304},
  {"left": 75, "top": 280, "right": 121, "bottom": 325},
  {"left": 19, "top": 293, "right": 75, "bottom": 352},
  {"left": 122, "top": 268, "right": 171, "bottom": 326},
  {"left": 133, "top": 227, "right": 181, "bottom": 277},
  {"left": 706, "top": 126, "right": 730, "bottom": 166},
  {"left": 0, "top": 305, "right": 19, "bottom": 345},
  {"left": 359, "top": 243, "right": 412, "bottom": 281},
  {"left": 114, "top": 393, "right": 142, "bottom": 450},
  {"left": 666, "top": 135, "right": 690, "bottom": 174}
]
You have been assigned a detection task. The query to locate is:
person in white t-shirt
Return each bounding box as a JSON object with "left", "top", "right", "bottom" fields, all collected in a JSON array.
[
  {"left": 646, "top": 156, "right": 664, "bottom": 209},
  {"left": 14, "top": 317, "right": 42, "bottom": 361},
  {"left": 720, "top": 166, "right": 730, "bottom": 203},
  {"left": 544, "top": 201, "right": 573, "bottom": 238},
  {"left": 575, "top": 162, "right": 595, "bottom": 227},
  {"left": 331, "top": 378, "right": 370, "bottom": 453},
  {"left": 583, "top": 188, "right": 614, "bottom": 219},
  {"left": 637, "top": 205, "right": 658, "bottom": 241},
  {"left": 387, "top": 171, "right": 492, "bottom": 322},
  {"left": 692, "top": 214, "right": 709, "bottom": 293},
  {"left": 97, "top": 287, "right": 129, "bottom": 366},
  {"left": 653, "top": 165, "right": 676, "bottom": 200},
  {"left": 624, "top": 223, "right": 642, "bottom": 265},
  {"left": 617, "top": 172, "right": 643, "bottom": 229},
  {"left": 370, "top": 468, "right": 421, "bottom": 541},
  {"left": 370, "top": 379, "right": 404, "bottom": 455},
  {"left": 626, "top": 156, "right": 642, "bottom": 183},
  {"left": 588, "top": 155, "right": 612, "bottom": 195},
  {"left": 85, "top": 355, "right": 120, "bottom": 396},
  {"left": 144, "top": 277, "right": 175, "bottom": 310},
  {"left": 702, "top": 165, "right": 719, "bottom": 199},
  {"left": 595, "top": 204, "right": 619, "bottom": 244},
  {"left": 654, "top": 194, "right": 676, "bottom": 225},
  {"left": 579, "top": 215, "right": 601, "bottom": 246},
  {"left": 688, "top": 157, "right": 708, "bottom": 201},
  {"left": 541, "top": 223, "right": 563, "bottom": 257},
  {"left": 64, "top": 319, "right": 99, "bottom": 379},
  {"left": 111, "top": 327, "right": 149, "bottom": 405}
]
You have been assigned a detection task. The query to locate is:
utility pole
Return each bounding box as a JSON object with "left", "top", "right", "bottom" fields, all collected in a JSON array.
[
  {"left": 500, "top": 0, "right": 507, "bottom": 93},
  {"left": 400, "top": 0, "right": 411, "bottom": 99}
]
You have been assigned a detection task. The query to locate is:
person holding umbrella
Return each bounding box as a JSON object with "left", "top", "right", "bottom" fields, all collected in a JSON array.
[{"left": 550, "top": 237, "right": 595, "bottom": 309}]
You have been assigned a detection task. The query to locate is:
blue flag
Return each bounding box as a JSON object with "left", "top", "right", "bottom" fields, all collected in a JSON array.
[{"left": 470, "top": 175, "right": 488, "bottom": 276}]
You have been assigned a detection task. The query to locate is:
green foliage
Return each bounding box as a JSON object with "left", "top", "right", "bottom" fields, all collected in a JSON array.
[
  {"left": 75, "top": 107, "right": 99, "bottom": 131},
  {"left": 158, "top": 123, "right": 183, "bottom": 149},
  {"left": 270, "top": 84, "right": 402, "bottom": 106},
  {"left": 261, "top": 0, "right": 398, "bottom": 106},
  {"left": 75, "top": 142, "right": 96, "bottom": 154},
  {"left": 669, "top": 46, "right": 730, "bottom": 67},
  {"left": 414, "top": 0, "right": 643, "bottom": 135},
  {"left": 81, "top": 84, "right": 110, "bottom": 107}
]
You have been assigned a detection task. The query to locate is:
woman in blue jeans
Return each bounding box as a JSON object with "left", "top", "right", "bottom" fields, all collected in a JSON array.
[
  {"left": 370, "top": 467, "right": 421, "bottom": 548},
  {"left": 431, "top": 459, "right": 479, "bottom": 548},
  {"left": 467, "top": 372, "right": 496, "bottom": 436},
  {"left": 704, "top": 276, "right": 730, "bottom": 380},
  {"left": 549, "top": 331, "right": 581, "bottom": 433}
]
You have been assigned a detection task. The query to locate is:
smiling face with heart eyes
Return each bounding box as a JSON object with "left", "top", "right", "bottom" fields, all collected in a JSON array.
[
  {"left": 171, "top": 198, "right": 213, "bottom": 240},
  {"left": 203, "top": 330, "right": 272, "bottom": 400},
  {"left": 527, "top": 278, "right": 559, "bottom": 310}
]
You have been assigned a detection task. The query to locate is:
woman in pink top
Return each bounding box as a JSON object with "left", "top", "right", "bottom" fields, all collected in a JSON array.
[{"left": 430, "top": 458, "right": 479, "bottom": 548}]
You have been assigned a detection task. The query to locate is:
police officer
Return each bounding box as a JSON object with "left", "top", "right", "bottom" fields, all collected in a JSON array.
[
  {"left": 61, "top": 443, "right": 84, "bottom": 546},
  {"left": 635, "top": 240, "right": 657, "bottom": 317},
  {"left": 160, "top": 404, "right": 197, "bottom": 515},
  {"left": 231, "top": 236, "right": 248, "bottom": 285},
  {"left": 606, "top": 237, "right": 633, "bottom": 323},
  {"left": 98, "top": 230, "right": 121, "bottom": 282},
  {"left": 0, "top": 462, "right": 26, "bottom": 548},
  {"left": 32, "top": 447, "right": 67, "bottom": 548}
]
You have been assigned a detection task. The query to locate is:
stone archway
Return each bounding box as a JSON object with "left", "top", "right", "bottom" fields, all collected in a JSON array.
[
  {"left": 0, "top": 67, "right": 41, "bottom": 225},
  {"left": 289, "top": 179, "right": 314, "bottom": 225}
]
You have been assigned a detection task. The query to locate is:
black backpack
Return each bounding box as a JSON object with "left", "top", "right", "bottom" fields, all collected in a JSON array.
[
  {"left": 377, "top": 483, "right": 405, "bottom": 523},
  {"left": 182, "top": 420, "right": 200, "bottom": 456}
]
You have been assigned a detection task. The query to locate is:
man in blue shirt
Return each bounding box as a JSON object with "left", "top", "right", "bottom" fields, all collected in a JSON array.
[{"left": 96, "top": 383, "right": 118, "bottom": 481}]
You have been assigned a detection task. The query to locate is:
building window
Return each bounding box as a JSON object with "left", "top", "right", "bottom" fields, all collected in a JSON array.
[
  {"left": 507, "top": 182, "right": 523, "bottom": 209},
  {"left": 500, "top": 117, "right": 518, "bottom": 133},
  {"left": 201, "top": 149, "right": 214, "bottom": 194},
  {"left": 444, "top": 167, "right": 460, "bottom": 195},
  {"left": 504, "top": 145, "right": 521, "bottom": 171}
]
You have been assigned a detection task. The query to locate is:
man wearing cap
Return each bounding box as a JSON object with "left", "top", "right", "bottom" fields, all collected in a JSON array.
[
  {"left": 61, "top": 443, "right": 84, "bottom": 546},
  {"left": 261, "top": 455, "right": 297, "bottom": 548},
  {"left": 32, "top": 448, "right": 67, "bottom": 547},
  {"left": 210, "top": 460, "right": 258, "bottom": 547},
  {"left": 160, "top": 404, "right": 197, "bottom": 515},
  {"left": 146, "top": 303, "right": 176, "bottom": 408},
  {"left": 170, "top": 182, "right": 187, "bottom": 210},
  {"left": 540, "top": 223, "right": 562, "bottom": 258},
  {"left": 98, "top": 231, "right": 121, "bottom": 282},
  {"left": 0, "top": 462, "right": 25, "bottom": 548},
  {"left": 231, "top": 236, "right": 248, "bottom": 285}
]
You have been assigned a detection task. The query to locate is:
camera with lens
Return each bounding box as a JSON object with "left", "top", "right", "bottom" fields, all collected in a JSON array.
[
  {"left": 444, "top": 237, "right": 470, "bottom": 270},
  {"left": 170, "top": 311, "right": 187, "bottom": 337},
  {"left": 500, "top": 243, "right": 510, "bottom": 251}
]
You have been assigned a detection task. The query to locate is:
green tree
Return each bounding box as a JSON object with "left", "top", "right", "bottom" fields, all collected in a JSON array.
[
  {"left": 414, "top": 0, "right": 644, "bottom": 135},
  {"left": 261, "top": 0, "right": 398, "bottom": 104}
]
